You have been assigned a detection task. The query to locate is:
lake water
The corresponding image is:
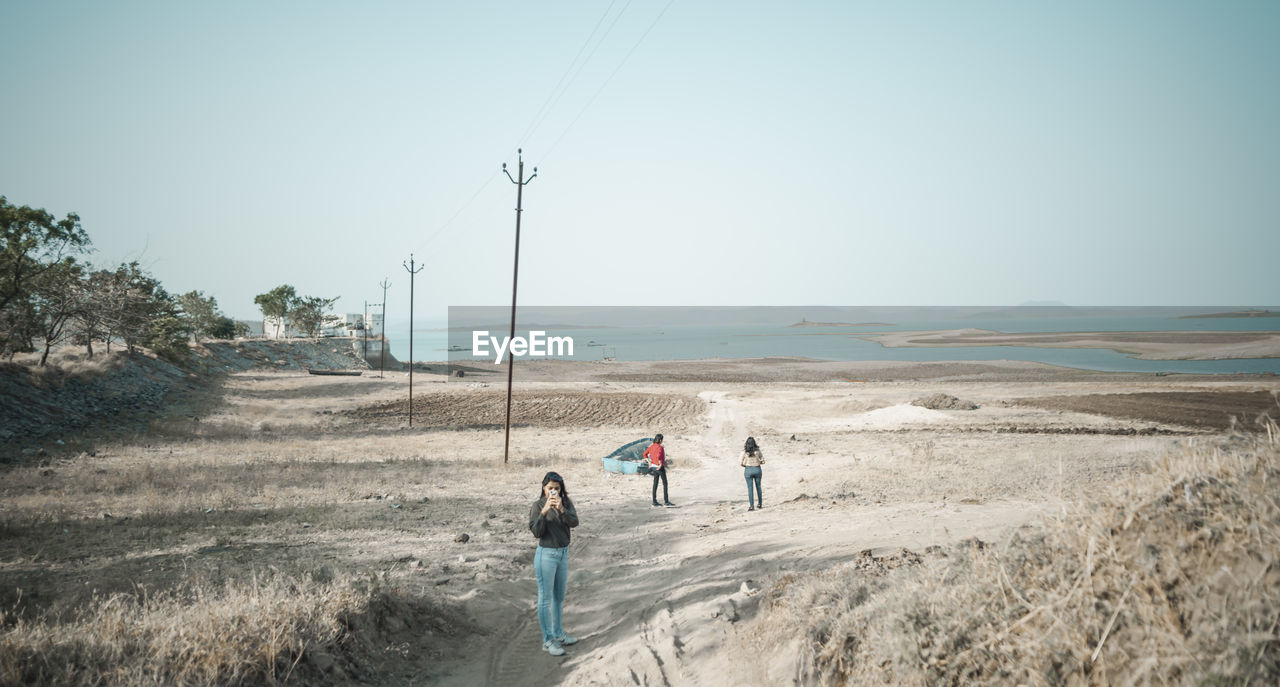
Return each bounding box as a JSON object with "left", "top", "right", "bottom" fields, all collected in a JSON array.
[{"left": 381, "top": 311, "right": 1280, "bottom": 375}]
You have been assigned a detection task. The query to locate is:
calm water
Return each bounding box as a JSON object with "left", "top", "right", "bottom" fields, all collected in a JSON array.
[{"left": 382, "top": 315, "right": 1280, "bottom": 375}]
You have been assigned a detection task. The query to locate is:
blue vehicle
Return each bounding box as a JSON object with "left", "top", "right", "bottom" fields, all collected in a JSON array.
[{"left": 601, "top": 437, "right": 654, "bottom": 475}]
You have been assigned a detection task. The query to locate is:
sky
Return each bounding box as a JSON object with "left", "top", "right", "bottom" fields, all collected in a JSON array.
[{"left": 2, "top": 1, "right": 1278, "bottom": 323}]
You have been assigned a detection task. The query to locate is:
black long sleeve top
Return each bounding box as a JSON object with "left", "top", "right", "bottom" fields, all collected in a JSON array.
[{"left": 529, "top": 496, "right": 579, "bottom": 548}]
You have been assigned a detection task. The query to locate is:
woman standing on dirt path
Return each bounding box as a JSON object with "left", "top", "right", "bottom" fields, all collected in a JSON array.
[
  {"left": 529, "top": 471, "right": 580, "bottom": 657},
  {"left": 645, "top": 434, "right": 675, "bottom": 507},
  {"left": 741, "top": 437, "right": 765, "bottom": 511}
]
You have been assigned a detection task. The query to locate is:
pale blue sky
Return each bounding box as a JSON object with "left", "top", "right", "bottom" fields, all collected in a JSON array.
[{"left": 3, "top": 1, "right": 1278, "bottom": 321}]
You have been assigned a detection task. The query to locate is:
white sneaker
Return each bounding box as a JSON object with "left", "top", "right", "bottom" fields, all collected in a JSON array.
[
  {"left": 543, "top": 640, "right": 566, "bottom": 656},
  {"left": 557, "top": 633, "right": 580, "bottom": 646}
]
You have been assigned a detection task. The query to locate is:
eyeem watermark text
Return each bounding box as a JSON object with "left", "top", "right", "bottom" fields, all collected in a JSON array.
[{"left": 472, "top": 330, "right": 574, "bottom": 364}]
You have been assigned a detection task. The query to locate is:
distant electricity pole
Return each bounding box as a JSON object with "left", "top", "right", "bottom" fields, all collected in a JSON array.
[
  {"left": 403, "top": 255, "right": 424, "bottom": 428},
  {"left": 501, "top": 149, "right": 537, "bottom": 464},
  {"left": 379, "top": 278, "right": 391, "bottom": 379},
  {"left": 362, "top": 300, "right": 370, "bottom": 361}
]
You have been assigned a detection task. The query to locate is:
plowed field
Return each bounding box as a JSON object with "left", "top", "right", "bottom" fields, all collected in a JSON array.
[
  {"left": 348, "top": 390, "right": 705, "bottom": 430},
  {"left": 1018, "top": 390, "right": 1279, "bottom": 431}
]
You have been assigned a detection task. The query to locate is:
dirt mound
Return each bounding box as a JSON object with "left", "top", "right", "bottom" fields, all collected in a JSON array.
[
  {"left": 0, "top": 351, "right": 198, "bottom": 459},
  {"left": 910, "top": 393, "right": 978, "bottom": 410},
  {"left": 200, "top": 339, "right": 369, "bottom": 372},
  {"left": 349, "top": 390, "right": 705, "bottom": 430},
  {"left": 749, "top": 429, "right": 1280, "bottom": 685},
  {"left": 0, "top": 340, "right": 374, "bottom": 461},
  {"left": 1019, "top": 390, "right": 1280, "bottom": 430}
]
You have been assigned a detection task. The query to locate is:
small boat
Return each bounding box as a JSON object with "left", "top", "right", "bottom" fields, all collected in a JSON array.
[
  {"left": 586, "top": 340, "right": 605, "bottom": 347},
  {"left": 307, "top": 369, "right": 364, "bottom": 376},
  {"left": 601, "top": 437, "right": 654, "bottom": 475},
  {"left": 447, "top": 345, "right": 470, "bottom": 351}
]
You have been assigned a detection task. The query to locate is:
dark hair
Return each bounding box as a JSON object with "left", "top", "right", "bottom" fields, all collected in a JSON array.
[
  {"left": 653, "top": 433, "right": 664, "bottom": 443},
  {"left": 540, "top": 471, "right": 568, "bottom": 498},
  {"left": 744, "top": 437, "right": 759, "bottom": 456}
]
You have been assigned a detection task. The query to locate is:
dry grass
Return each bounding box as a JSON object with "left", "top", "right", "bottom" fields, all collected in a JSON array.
[
  {"left": 753, "top": 423, "right": 1280, "bottom": 685},
  {"left": 0, "top": 570, "right": 467, "bottom": 686},
  {"left": 0, "top": 419, "right": 601, "bottom": 685}
]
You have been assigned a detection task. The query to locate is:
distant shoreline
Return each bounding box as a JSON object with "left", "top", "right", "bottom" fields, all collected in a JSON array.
[
  {"left": 1177, "top": 310, "right": 1279, "bottom": 319},
  {"left": 788, "top": 321, "right": 895, "bottom": 328}
]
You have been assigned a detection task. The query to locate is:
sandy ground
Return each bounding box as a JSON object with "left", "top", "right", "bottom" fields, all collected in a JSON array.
[
  {"left": 862, "top": 328, "right": 1280, "bottom": 360},
  {"left": 3, "top": 358, "right": 1278, "bottom": 685}
]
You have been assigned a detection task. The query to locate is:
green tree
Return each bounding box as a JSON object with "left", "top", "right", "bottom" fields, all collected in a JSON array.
[
  {"left": 177, "top": 290, "right": 220, "bottom": 341},
  {"left": 206, "top": 315, "right": 244, "bottom": 340},
  {"left": 289, "top": 295, "right": 340, "bottom": 337},
  {"left": 254, "top": 284, "right": 296, "bottom": 337},
  {"left": 1, "top": 196, "right": 90, "bottom": 357},
  {"left": 145, "top": 314, "right": 192, "bottom": 362}
]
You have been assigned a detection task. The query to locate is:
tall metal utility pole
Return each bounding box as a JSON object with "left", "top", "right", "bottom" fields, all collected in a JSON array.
[
  {"left": 403, "top": 255, "right": 424, "bottom": 427},
  {"left": 378, "top": 278, "right": 391, "bottom": 379},
  {"left": 501, "top": 149, "right": 537, "bottom": 464}
]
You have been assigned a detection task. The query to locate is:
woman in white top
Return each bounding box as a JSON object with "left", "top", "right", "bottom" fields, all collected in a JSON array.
[{"left": 740, "top": 436, "right": 764, "bottom": 511}]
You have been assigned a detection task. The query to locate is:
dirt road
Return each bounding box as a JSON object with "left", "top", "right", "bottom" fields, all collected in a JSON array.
[{"left": 432, "top": 388, "right": 1051, "bottom": 686}]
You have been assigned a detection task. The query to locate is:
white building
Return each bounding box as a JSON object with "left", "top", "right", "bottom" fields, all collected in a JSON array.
[
  {"left": 262, "top": 315, "right": 303, "bottom": 339},
  {"left": 262, "top": 312, "right": 381, "bottom": 340}
]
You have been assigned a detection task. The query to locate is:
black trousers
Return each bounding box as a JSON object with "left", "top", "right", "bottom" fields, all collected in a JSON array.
[{"left": 651, "top": 467, "right": 668, "bottom": 503}]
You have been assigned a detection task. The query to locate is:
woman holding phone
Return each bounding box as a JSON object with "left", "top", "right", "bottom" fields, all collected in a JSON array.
[{"left": 528, "top": 471, "right": 580, "bottom": 656}]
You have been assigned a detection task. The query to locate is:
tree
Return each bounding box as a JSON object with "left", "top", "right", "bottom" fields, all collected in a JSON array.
[
  {"left": 1, "top": 196, "right": 91, "bottom": 357},
  {"left": 254, "top": 284, "right": 296, "bottom": 337},
  {"left": 32, "top": 259, "right": 85, "bottom": 366},
  {"left": 101, "top": 262, "right": 176, "bottom": 354},
  {"left": 176, "top": 290, "right": 220, "bottom": 341},
  {"left": 74, "top": 267, "right": 125, "bottom": 358},
  {"left": 145, "top": 314, "right": 192, "bottom": 362},
  {"left": 289, "top": 295, "right": 340, "bottom": 337},
  {"left": 206, "top": 315, "right": 245, "bottom": 340}
]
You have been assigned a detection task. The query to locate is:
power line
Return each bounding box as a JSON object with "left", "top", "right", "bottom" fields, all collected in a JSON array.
[
  {"left": 517, "top": 0, "right": 635, "bottom": 151},
  {"left": 405, "top": 2, "right": 664, "bottom": 262},
  {"left": 544, "top": 0, "right": 677, "bottom": 161},
  {"left": 514, "top": 0, "right": 621, "bottom": 149},
  {"left": 412, "top": 1, "right": 627, "bottom": 257},
  {"left": 409, "top": 169, "right": 500, "bottom": 254}
]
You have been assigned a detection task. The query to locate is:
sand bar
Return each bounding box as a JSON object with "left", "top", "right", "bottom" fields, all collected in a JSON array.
[{"left": 861, "top": 328, "right": 1280, "bottom": 360}]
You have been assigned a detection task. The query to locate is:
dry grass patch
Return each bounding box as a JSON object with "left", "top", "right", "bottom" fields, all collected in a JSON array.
[
  {"left": 751, "top": 424, "right": 1280, "bottom": 685},
  {"left": 0, "top": 571, "right": 468, "bottom": 686}
]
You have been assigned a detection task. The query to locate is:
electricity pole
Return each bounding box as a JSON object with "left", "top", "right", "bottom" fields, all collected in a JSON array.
[
  {"left": 403, "top": 255, "right": 424, "bottom": 427},
  {"left": 379, "top": 278, "right": 391, "bottom": 379},
  {"left": 502, "top": 149, "right": 537, "bottom": 464},
  {"left": 362, "top": 300, "right": 369, "bottom": 362}
]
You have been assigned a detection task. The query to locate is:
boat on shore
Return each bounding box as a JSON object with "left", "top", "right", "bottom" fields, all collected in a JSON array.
[{"left": 307, "top": 369, "right": 364, "bottom": 376}]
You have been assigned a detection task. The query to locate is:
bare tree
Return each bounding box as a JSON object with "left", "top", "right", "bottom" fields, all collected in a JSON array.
[{"left": 33, "top": 259, "right": 84, "bottom": 366}]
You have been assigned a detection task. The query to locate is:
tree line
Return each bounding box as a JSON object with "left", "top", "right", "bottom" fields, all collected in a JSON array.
[{"left": 2, "top": 196, "right": 340, "bottom": 366}]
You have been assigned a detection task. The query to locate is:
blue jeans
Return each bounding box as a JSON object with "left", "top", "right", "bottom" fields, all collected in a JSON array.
[
  {"left": 744, "top": 466, "right": 763, "bottom": 507},
  {"left": 534, "top": 545, "right": 568, "bottom": 643}
]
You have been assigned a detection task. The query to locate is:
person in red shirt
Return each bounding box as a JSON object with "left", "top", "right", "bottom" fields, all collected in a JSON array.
[{"left": 644, "top": 433, "right": 674, "bottom": 507}]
